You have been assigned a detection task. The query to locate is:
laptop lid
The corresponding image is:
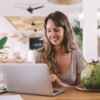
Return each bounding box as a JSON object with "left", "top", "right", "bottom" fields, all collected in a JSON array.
[{"left": 1, "top": 63, "right": 64, "bottom": 96}]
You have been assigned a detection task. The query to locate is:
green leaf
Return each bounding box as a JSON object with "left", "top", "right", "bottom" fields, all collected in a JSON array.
[
  {"left": 0, "top": 37, "right": 8, "bottom": 50},
  {"left": 0, "top": 47, "right": 4, "bottom": 49},
  {"left": 73, "top": 20, "right": 83, "bottom": 50},
  {"left": 98, "top": 25, "right": 100, "bottom": 29},
  {"left": 0, "top": 52, "right": 3, "bottom": 54}
]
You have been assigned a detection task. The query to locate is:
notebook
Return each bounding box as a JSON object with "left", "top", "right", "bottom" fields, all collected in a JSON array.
[
  {"left": 0, "top": 95, "right": 23, "bottom": 100},
  {"left": 1, "top": 63, "right": 64, "bottom": 96}
]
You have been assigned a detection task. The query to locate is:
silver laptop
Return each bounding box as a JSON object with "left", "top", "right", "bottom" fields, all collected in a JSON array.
[{"left": 1, "top": 63, "right": 64, "bottom": 96}]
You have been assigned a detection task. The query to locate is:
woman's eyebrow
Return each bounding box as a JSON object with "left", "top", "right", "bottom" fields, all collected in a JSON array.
[
  {"left": 54, "top": 27, "right": 60, "bottom": 30},
  {"left": 46, "top": 27, "right": 60, "bottom": 30}
]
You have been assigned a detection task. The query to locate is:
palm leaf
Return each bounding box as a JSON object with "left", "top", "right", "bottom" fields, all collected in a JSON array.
[
  {"left": 0, "top": 37, "right": 8, "bottom": 49},
  {"left": 0, "top": 52, "right": 3, "bottom": 54}
]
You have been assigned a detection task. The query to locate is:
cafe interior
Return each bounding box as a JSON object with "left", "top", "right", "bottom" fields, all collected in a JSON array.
[
  {"left": 0, "top": 0, "right": 100, "bottom": 99},
  {"left": 0, "top": 0, "right": 100, "bottom": 63}
]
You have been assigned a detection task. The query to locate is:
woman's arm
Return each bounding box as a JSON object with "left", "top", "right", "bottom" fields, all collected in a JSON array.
[
  {"left": 75, "top": 50, "right": 86, "bottom": 85},
  {"left": 50, "top": 74, "right": 70, "bottom": 87}
]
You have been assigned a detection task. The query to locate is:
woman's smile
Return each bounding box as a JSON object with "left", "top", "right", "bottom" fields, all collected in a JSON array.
[
  {"left": 51, "top": 36, "right": 59, "bottom": 42},
  {"left": 46, "top": 19, "right": 64, "bottom": 46}
]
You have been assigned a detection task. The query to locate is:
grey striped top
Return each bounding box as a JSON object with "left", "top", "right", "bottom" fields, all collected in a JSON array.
[{"left": 35, "top": 49, "right": 86, "bottom": 85}]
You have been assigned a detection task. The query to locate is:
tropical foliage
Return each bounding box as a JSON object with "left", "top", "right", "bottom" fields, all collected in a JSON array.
[
  {"left": 73, "top": 20, "right": 83, "bottom": 50},
  {"left": 0, "top": 37, "right": 8, "bottom": 54}
]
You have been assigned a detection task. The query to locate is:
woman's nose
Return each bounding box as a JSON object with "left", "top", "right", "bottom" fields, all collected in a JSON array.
[{"left": 51, "top": 31, "right": 56, "bottom": 35}]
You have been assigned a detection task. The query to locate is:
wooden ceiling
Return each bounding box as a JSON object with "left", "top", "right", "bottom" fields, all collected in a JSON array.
[
  {"left": 48, "top": 0, "right": 82, "bottom": 5},
  {"left": 6, "top": 16, "right": 45, "bottom": 31}
]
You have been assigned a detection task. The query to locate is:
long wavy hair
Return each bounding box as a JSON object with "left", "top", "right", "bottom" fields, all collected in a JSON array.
[{"left": 40, "top": 11, "right": 78, "bottom": 74}]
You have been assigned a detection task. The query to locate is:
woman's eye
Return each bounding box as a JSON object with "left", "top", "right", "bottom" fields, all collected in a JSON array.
[
  {"left": 55, "top": 30, "right": 59, "bottom": 32},
  {"left": 47, "top": 30, "right": 51, "bottom": 32}
]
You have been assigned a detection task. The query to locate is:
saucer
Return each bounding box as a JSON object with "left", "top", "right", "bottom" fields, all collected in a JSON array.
[{"left": 75, "top": 85, "right": 100, "bottom": 92}]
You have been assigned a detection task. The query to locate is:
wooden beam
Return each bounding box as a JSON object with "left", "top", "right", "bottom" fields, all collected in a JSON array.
[{"left": 48, "top": 0, "right": 82, "bottom": 5}]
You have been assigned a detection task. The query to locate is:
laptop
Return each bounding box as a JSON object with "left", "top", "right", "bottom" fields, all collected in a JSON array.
[{"left": 1, "top": 63, "right": 64, "bottom": 96}]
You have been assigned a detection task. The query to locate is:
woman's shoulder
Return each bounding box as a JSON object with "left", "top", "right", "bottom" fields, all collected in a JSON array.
[
  {"left": 35, "top": 47, "right": 44, "bottom": 63},
  {"left": 35, "top": 47, "right": 45, "bottom": 58},
  {"left": 72, "top": 49, "right": 83, "bottom": 58},
  {"left": 36, "top": 47, "right": 44, "bottom": 53},
  {"left": 73, "top": 49, "right": 82, "bottom": 54}
]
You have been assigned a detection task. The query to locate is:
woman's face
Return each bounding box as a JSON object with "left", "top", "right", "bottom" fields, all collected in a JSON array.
[{"left": 46, "top": 19, "right": 64, "bottom": 46}]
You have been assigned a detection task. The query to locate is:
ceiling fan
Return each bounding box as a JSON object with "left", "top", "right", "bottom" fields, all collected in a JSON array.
[
  {"left": 31, "top": 21, "right": 43, "bottom": 26},
  {"left": 15, "top": 6, "right": 44, "bottom": 14},
  {"left": 34, "top": 28, "right": 44, "bottom": 32}
]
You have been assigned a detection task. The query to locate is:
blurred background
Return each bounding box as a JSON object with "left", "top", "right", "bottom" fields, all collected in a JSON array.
[{"left": 0, "top": 0, "right": 100, "bottom": 63}]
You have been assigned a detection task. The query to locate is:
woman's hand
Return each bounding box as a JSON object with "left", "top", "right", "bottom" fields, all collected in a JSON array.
[{"left": 50, "top": 74, "right": 70, "bottom": 87}]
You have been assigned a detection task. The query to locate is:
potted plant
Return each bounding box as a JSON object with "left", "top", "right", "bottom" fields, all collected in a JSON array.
[{"left": 73, "top": 20, "right": 83, "bottom": 50}]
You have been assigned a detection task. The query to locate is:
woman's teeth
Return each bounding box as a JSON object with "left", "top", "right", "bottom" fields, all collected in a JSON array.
[{"left": 52, "top": 37, "right": 58, "bottom": 40}]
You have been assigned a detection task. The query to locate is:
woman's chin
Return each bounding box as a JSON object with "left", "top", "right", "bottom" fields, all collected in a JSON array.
[
  {"left": 52, "top": 42, "right": 60, "bottom": 46},
  {"left": 50, "top": 40, "right": 61, "bottom": 46}
]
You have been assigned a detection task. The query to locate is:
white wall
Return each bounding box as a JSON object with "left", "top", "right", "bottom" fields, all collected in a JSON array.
[
  {"left": 83, "top": 0, "right": 98, "bottom": 62},
  {"left": 0, "top": 16, "right": 29, "bottom": 59}
]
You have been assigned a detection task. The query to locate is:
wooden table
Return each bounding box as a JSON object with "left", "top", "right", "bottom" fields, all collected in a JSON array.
[
  {"left": 0, "top": 69, "right": 100, "bottom": 100},
  {"left": 0, "top": 87, "right": 100, "bottom": 100},
  {"left": 0, "top": 58, "right": 26, "bottom": 63}
]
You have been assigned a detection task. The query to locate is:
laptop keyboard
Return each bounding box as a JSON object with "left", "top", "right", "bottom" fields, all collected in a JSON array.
[{"left": 53, "top": 90, "right": 59, "bottom": 93}]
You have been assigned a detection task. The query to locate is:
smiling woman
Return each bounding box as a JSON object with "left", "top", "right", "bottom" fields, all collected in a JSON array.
[{"left": 35, "top": 11, "right": 85, "bottom": 88}]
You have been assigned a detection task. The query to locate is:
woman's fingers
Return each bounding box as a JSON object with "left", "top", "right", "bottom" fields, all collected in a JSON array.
[
  {"left": 50, "top": 74, "right": 74, "bottom": 88},
  {"left": 50, "top": 74, "right": 58, "bottom": 83}
]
